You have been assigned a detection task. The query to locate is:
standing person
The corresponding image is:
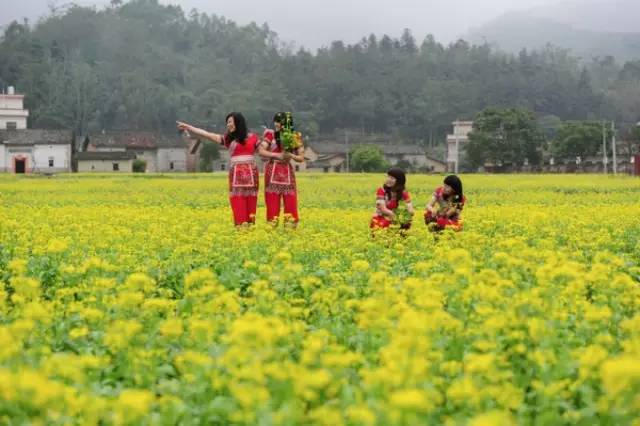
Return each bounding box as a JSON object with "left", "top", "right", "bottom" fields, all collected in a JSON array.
[
  {"left": 177, "top": 112, "right": 264, "bottom": 227},
  {"left": 260, "top": 112, "right": 305, "bottom": 227},
  {"left": 370, "top": 168, "right": 414, "bottom": 231},
  {"left": 424, "top": 175, "right": 466, "bottom": 231}
]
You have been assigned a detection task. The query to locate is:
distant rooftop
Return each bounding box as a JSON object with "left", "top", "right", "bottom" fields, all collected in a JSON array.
[{"left": 0, "top": 129, "right": 72, "bottom": 145}]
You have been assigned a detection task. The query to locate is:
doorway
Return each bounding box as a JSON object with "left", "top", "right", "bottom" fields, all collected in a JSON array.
[{"left": 14, "top": 157, "right": 26, "bottom": 174}]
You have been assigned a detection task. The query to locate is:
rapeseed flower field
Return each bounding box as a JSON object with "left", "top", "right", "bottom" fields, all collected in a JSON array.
[{"left": 0, "top": 173, "right": 639, "bottom": 425}]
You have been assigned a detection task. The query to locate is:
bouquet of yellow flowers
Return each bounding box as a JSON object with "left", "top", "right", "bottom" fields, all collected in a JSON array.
[
  {"left": 279, "top": 112, "right": 303, "bottom": 152},
  {"left": 392, "top": 202, "right": 413, "bottom": 229}
]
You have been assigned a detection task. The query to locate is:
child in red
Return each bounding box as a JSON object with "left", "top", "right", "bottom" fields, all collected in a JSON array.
[
  {"left": 424, "top": 175, "right": 465, "bottom": 231},
  {"left": 177, "top": 112, "right": 262, "bottom": 227},
  {"left": 370, "top": 168, "right": 415, "bottom": 230},
  {"left": 260, "top": 112, "right": 305, "bottom": 227}
]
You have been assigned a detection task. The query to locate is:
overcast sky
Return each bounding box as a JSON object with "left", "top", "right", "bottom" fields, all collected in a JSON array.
[{"left": 0, "top": 0, "right": 613, "bottom": 49}]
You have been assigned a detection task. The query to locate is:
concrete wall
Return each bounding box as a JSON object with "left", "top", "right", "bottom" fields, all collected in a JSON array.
[
  {"left": 0, "top": 95, "right": 29, "bottom": 130},
  {"left": 211, "top": 151, "right": 231, "bottom": 172},
  {"left": 127, "top": 149, "right": 158, "bottom": 172},
  {"left": 78, "top": 159, "right": 134, "bottom": 172},
  {"left": 33, "top": 144, "right": 71, "bottom": 172},
  {"left": 94, "top": 147, "right": 127, "bottom": 152},
  {"left": 2, "top": 147, "right": 32, "bottom": 172},
  {"left": 0, "top": 96, "right": 25, "bottom": 109},
  {"left": 157, "top": 148, "right": 187, "bottom": 172},
  {"left": 452, "top": 121, "right": 473, "bottom": 136},
  {"left": 0, "top": 117, "right": 27, "bottom": 130}
]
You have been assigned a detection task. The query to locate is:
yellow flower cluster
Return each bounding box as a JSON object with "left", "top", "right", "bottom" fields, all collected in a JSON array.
[{"left": 0, "top": 173, "right": 639, "bottom": 425}]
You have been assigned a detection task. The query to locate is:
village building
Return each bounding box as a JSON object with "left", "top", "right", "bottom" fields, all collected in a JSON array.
[
  {"left": 79, "top": 131, "right": 188, "bottom": 172},
  {"left": 0, "top": 86, "right": 29, "bottom": 130},
  {"left": 304, "top": 143, "right": 446, "bottom": 173},
  {"left": 0, "top": 87, "right": 72, "bottom": 174},
  {"left": 0, "top": 129, "right": 73, "bottom": 174},
  {"left": 446, "top": 120, "right": 473, "bottom": 173},
  {"left": 76, "top": 151, "right": 137, "bottom": 172}
]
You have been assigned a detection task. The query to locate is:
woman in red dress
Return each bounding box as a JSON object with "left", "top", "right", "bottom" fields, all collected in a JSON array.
[
  {"left": 424, "top": 175, "right": 465, "bottom": 231},
  {"left": 260, "top": 112, "right": 305, "bottom": 227},
  {"left": 177, "top": 112, "right": 267, "bottom": 227},
  {"left": 370, "top": 168, "right": 415, "bottom": 231}
]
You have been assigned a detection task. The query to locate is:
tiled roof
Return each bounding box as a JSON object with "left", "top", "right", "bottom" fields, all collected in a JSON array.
[
  {"left": 76, "top": 151, "right": 136, "bottom": 161},
  {"left": 88, "top": 131, "right": 186, "bottom": 149},
  {"left": 0, "top": 129, "right": 72, "bottom": 145}
]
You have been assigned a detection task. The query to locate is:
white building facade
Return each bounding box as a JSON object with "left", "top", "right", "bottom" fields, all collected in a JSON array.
[
  {"left": 0, "top": 130, "right": 72, "bottom": 173},
  {"left": 76, "top": 151, "right": 136, "bottom": 172},
  {"left": 446, "top": 120, "right": 473, "bottom": 173},
  {"left": 0, "top": 87, "right": 29, "bottom": 130},
  {"left": 83, "top": 132, "right": 188, "bottom": 172}
]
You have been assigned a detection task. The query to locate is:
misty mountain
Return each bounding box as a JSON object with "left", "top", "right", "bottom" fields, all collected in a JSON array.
[{"left": 466, "top": 0, "right": 640, "bottom": 62}]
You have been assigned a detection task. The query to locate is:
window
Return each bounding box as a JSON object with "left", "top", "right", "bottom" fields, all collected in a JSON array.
[
  {"left": 170, "top": 161, "right": 174, "bottom": 170},
  {"left": 295, "top": 165, "right": 300, "bottom": 172},
  {"left": 48, "top": 157, "right": 54, "bottom": 167},
  {"left": 221, "top": 164, "right": 225, "bottom": 171},
  {"left": 6, "top": 122, "right": 17, "bottom": 130},
  {"left": 113, "top": 163, "right": 119, "bottom": 171},
  {"left": 91, "top": 165, "right": 95, "bottom": 170}
]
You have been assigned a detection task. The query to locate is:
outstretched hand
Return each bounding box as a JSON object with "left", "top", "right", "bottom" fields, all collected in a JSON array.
[{"left": 176, "top": 121, "right": 191, "bottom": 131}]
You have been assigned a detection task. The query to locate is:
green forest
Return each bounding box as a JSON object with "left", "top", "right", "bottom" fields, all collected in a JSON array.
[{"left": 1, "top": 0, "right": 639, "bottom": 147}]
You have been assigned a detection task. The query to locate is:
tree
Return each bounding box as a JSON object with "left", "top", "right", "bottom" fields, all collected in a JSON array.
[
  {"left": 630, "top": 125, "right": 640, "bottom": 155},
  {"left": 349, "top": 145, "right": 388, "bottom": 172},
  {"left": 198, "top": 141, "right": 220, "bottom": 172},
  {"left": 552, "top": 121, "right": 611, "bottom": 159},
  {"left": 467, "top": 107, "right": 544, "bottom": 170},
  {"left": 0, "top": 1, "right": 614, "bottom": 141},
  {"left": 133, "top": 159, "right": 147, "bottom": 172},
  {"left": 623, "top": 124, "right": 640, "bottom": 157}
]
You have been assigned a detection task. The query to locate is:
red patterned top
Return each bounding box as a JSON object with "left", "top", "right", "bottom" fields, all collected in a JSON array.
[
  {"left": 262, "top": 129, "right": 305, "bottom": 154},
  {"left": 431, "top": 186, "right": 465, "bottom": 220},
  {"left": 262, "top": 129, "right": 280, "bottom": 152},
  {"left": 223, "top": 133, "right": 260, "bottom": 156},
  {"left": 261, "top": 129, "right": 298, "bottom": 195},
  {"left": 375, "top": 187, "right": 411, "bottom": 216},
  {"left": 223, "top": 133, "right": 259, "bottom": 197}
]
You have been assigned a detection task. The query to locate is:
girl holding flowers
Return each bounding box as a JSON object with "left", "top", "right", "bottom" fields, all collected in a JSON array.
[
  {"left": 424, "top": 174, "right": 466, "bottom": 231},
  {"left": 260, "top": 112, "right": 305, "bottom": 227},
  {"left": 370, "top": 168, "right": 414, "bottom": 232},
  {"left": 177, "top": 112, "right": 270, "bottom": 227}
]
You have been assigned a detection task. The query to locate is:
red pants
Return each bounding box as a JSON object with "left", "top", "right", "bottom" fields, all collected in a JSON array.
[
  {"left": 265, "top": 192, "right": 298, "bottom": 223},
  {"left": 424, "top": 211, "right": 462, "bottom": 231},
  {"left": 370, "top": 215, "right": 411, "bottom": 230},
  {"left": 370, "top": 215, "right": 391, "bottom": 229},
  {"left": 230, "top": 195, "right": 257, "bottom": 226}
]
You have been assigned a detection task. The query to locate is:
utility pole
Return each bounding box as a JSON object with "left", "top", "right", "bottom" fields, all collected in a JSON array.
[
  {"left": 611, "top": 121, "right": 617, "bottom": 175},
  {"left": 455, "top": 133, "right": 459, "bottom": 174},
  {"left": 602, "top": 121, "right": 608, "bottom": 175},
  {"left": 345, "top": 129, "right": 350, "bottom": 173}
]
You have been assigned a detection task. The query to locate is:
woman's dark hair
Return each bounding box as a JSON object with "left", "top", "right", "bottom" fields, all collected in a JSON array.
[
  {"left": 385, "top": 167, "right": 406, "bottom": 201},
  {"left": 272, "top": 112, "right": 292, "bottom": 146},
  {"left": 444, "top": 174, "right": 463, "bottom": 202},
  {"left": 273, "top": 112, "right": 290, "bottom": 126},
  {"left": 225, "top": 112, "right": 248, "bottom": 144}
]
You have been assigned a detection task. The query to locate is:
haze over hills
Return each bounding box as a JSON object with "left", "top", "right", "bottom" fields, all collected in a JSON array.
[{"left": 466, "top": 0, "right": 640, "bottom": 62}]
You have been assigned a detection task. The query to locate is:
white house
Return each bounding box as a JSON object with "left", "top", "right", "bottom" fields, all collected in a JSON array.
[
  {"left": 305, "top": 142, "right": 446, "bottom": 173},
  {"left": 0, "top": 86, "right": 29, "bottom": 130},
  {"left": 0, "top": 129, "right": 72, "bottom": 174},
  {"left": 82, "top": 131, "right": 188, "bottom": 172},
  {"left": 157, "top": 145, "right": 188, "bottom": 172},
  {"left": 446, "top": 120, "right": 473, "bottom": 173},
  {"left": 76, "top": 151, "right": 136, "bottom": 172}
]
